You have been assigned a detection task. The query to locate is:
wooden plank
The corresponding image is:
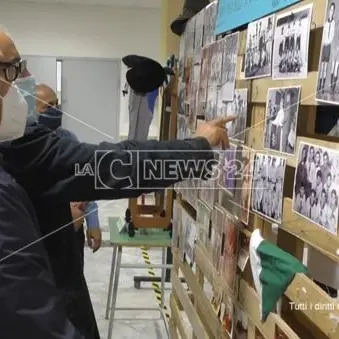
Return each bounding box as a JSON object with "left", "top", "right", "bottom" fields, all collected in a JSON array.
[
  {"left": 170, "top": 294, "right": 190, "bottom": 339},
  {"left": 251, "top": 72, "right": 317, "bottom": 105},
  {"left": 172, "top": 272, "right": 210, "bottom": 339},
  {"left": 286, "top": 274, "right": 339, "bottom": 338},
  {"left": 195, "top": 242, "right": 299, "bottom": 338},
  {"left": 177, "top": 254, "right": 221, "bottom": 338}
]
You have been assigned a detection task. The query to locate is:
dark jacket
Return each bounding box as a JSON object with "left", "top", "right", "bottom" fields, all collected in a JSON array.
[
  {"left": 0, "top": 166, "right": 84, "bottom": 339},
  {"left": 0, "top": 120, "right": 213, "bottom": 338}
]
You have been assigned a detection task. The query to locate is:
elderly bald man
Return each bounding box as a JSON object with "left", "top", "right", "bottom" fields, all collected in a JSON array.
[
  {"left": 0, "top": 30, "right": 234, "bottom": 338},
  {"left": 0, "top": 31, "right": 85, "bottom": 338}
]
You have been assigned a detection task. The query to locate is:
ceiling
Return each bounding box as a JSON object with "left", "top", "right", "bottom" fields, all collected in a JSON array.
[{"left": 6, "top": 0, "right": 162, "bottom": 9}]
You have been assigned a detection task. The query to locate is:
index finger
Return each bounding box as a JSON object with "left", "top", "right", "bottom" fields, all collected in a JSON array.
[{"left": 211, "top": 116, "right": 237, "bottom": 127}]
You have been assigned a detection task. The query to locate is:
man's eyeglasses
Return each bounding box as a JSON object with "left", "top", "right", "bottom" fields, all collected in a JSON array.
[{"left": 0, "top": 59, "right": 27, "bottom": 82}]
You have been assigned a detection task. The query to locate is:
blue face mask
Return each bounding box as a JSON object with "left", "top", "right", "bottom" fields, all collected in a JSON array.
[
  {"left": 15, "top": 75, "right": 37, "bottom": 118},
  {"left": 38, "top": 106, "right": 63, "bottom": 130}
]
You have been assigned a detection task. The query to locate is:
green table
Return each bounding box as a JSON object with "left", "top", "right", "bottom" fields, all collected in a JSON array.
[{"left": 106, "top": 217, "right": 172, "bottom": 339}]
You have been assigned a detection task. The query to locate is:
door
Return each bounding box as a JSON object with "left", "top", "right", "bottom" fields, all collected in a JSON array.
[
  {"left": 23, "top": 56, "right": 57, "bottom": 91},
  {"left": 61, "top": 58, "right": 120, "bottom": 144}
]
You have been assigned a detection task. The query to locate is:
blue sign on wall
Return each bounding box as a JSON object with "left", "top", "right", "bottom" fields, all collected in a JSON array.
[{"left": 215, "top": 0, "right": 301, "bottom": 35}]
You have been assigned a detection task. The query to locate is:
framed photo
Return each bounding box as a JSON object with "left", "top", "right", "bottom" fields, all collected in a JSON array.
[
  {"left": 220, "top": 144, "right": 238, "bottom": 196},
  {"left": 239, "top": 146, "right": 253, "bottom": 225},
  {"left": 225, "top": 88, "right": 248, "bottom": 143},
  {"left": 220, "top": 296, "right": 234, "bottom": 338},
  {"left": 251, "top": 153, "right": 286, "bottom": 223},
  {"left": 275, "top": 324, "right": 289, "bottom": 339},
  {"left": 221, "top": 214, "right": 240, "bottom": 291},
  {"left": 245, "top": 14, "right": 275, "bottom": 79},
  {"left": 293, "top": 142, "right": 339, "bottom": 235},
  {"left": 316, "top": 0, "right": 339, "bottom": 104},
  {"left": 234, "top": 306, "right": 248, "bottom": 339},
  {"left": 272, "top": 3, "right": 313, "bottom": 80},
  {"left": 196, "top": 199, "right": 212, "bottom": 248},
  {"left": 263, "top": 86, "right": 301, "bottom": 155},
  {"left": 220, "top": 32, "right": 239, "bottom": 101}
]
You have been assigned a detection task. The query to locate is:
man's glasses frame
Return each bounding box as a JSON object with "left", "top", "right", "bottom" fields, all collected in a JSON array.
[{"left": 0, "top": 59, "right": 27, "bottom": 82}]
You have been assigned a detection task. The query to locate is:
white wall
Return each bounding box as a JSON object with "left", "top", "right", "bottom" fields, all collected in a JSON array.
[{"left": 0, "top": 1, "right": 162, "bottom": 137}]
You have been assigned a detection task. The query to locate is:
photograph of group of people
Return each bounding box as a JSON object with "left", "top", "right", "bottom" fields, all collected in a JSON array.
[
  {"left": 272, "top": 4, "right": 313, "bottom": 79},
  {"left": 293, "top": 142, "right": 339, "bottom": 235},
  {"left": 251, "top": 153, "right": 286, "bottom": 223},
  {"left": 264, "top": 86, "right": 301, "bottom": 155},
  {"left": 317, "top": 0, "right": 339, "bottom": 105},
  {"left": 223, "top": 89, "right": 248, "bottom": 143},
  {"left": 245, "top": 15, "right": 275, "bottom": 79}
]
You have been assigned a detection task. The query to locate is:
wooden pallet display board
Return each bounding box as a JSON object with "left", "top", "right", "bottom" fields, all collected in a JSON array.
[{"left": 170, "top": 0, "right": 339, "bottom": 339}]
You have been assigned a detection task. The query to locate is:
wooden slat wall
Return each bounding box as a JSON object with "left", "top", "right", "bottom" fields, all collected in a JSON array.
[{"left": 170, "top": 1, "right": 339, "bottom": 339}]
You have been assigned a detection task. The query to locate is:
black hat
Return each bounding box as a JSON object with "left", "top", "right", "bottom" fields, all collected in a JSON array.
[
  {"left": 122, "top": 55, "right": 149, "bottom": 68},
  {"left": 126, "top": 58, "right": 166, "bottom": 94},
  {"left": 171, "top": 0, "right": 210, "bottom": 36}
]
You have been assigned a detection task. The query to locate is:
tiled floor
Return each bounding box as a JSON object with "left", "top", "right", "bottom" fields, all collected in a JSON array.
[{"left": 84, "top": 198, "right": 170, "bottom": 339}]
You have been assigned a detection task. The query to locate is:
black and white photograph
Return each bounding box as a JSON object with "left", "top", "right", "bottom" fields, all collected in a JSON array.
[
  {"left": 272, "top": 3, "right": 313, "bottom": 80},
  {"left": 198, "top": 46, "right": 211, "bottom": 116},
  {"left": 178, "top": 35, "right": 186, "bottom": 80},
  {"left": 293, "top": 142, "right": 339, "bottom": 235},
  {"left": 199, "top": 166, "right": 217, "bottom": 209},
  {"left": 178, "top": 82, "right": 185, "bottom": 115},
  {"left": 209, "top": 39, "right": 224, "bottom": 87},
  {"left": 264, "top": 86, "right": 301, "bottom": 155},
  {"left": 225, "top": 89, "right": 248, "bottom": 143},
  {"left": 245, "top": 15, "right": 275, "bottom": 79},
  {"left": 188, "top": 63, "right": 201, "bottom": 130},
  {"left": 216, "top": 87, "right": 228, "bottom": 118},
  {"left": 182, "top": 209, "right": 197, "bottom": 264},
  {"left": 220, "top": 32, "right": 239, "bottom": 101},
  {"left": 194, "top": 8, "right": 205, "bottom": 56},
  {"left": 196, "top": 199, "right": 212, "bottom": 248},
  {"left": 203, "top": 1, "right": 217, "bottom": 47},
  {"left": 316, "top": 0, "right": 339, "bottom": 104},
  {"left": 184, "top": 16, "right": 195, "bottom": 57},
  {"left": 205, "top": 85, "right": 218, "bottom": 121},
  {"left": 177, "top": 114, "right": 188, "bottom": 140},
  {"left": 251, "top": 153, "right": 286, "bottom": 223}
]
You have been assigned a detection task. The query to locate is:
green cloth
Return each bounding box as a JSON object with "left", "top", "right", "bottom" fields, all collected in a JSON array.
[{"left": 249, "top": 229, "right": 307, "bottom": 321}]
